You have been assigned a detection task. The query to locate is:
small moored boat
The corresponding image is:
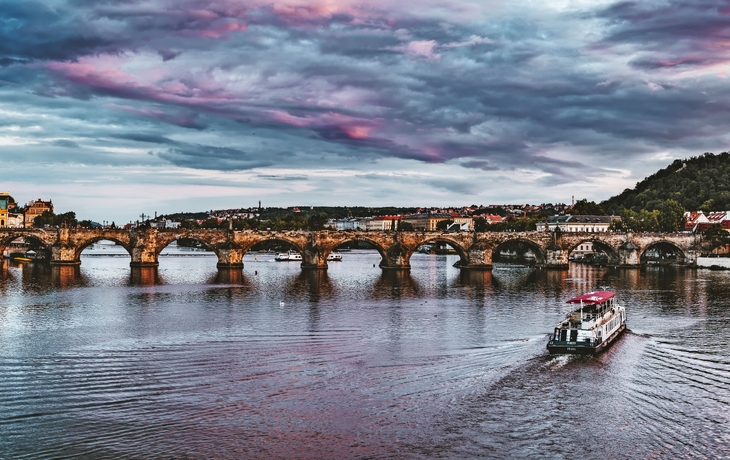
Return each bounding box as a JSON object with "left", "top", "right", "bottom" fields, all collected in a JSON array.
[
  {"left": 275, "top": 250, "right": 302, "bottom": 262},
  {"left": 547, "top": 291, "right": 626, "bottom": 355},
  {"left": 327, "top": 252, "right": 342, "bottom": 262}
]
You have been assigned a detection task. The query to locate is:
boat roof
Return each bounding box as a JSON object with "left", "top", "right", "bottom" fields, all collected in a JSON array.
[{"left": 567, "top": 291, "right": 616, "bottom": 305}]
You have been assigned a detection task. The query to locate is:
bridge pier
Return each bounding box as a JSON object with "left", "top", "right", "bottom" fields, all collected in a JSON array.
[
  {"left": 457, "top": 244, "right": 493, "bottom": 270},
  {"left": 50, "top": 246, "right": 81, "bottom": 265},
  {"left": 50, "top": 229, "right": 81, "bottom": 265},
  {"left": 130, "top": 249, "right": 159, "bottom": 267},
  {"left": 380, "top": 243, "right": 413, "bottom": 271},
  {"left": 617, "top": 242, "right": 641, "bottom": 268},
  {"left": 538, "top": 248, "right": 569, "bottom": 269},
  {"left": 215, "top": 247, "right": 244, "bottom": 269},
  {"left": 130, "top": 229, "right": 160, "bottom": 267},
  {"left": 301, "top": 244, "right": 329, "bottom": 270}
]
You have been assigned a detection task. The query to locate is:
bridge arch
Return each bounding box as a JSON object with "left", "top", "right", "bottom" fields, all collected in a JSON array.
[
  {"left": 74, "top": 236, "right": 132, "bottom": 261},
  {"left": 327, "top": 235, "right": 389, "bottom": 263},
  {"left": 640, "top": 240, "right": 686, "bottom": 265},
  {"left": 0, "top": 232, "right": 53, "bottom": 261},
  {"left": 242, "top": 236, "right": 306, "bottom": 254},
  {"left": 411, "top": 235, "right": 470, "bottom": 267},
  {"left": 154, "top": 232, "right": 246, "bottom": 269},
  {"left": 492, "top": 238, "right": 547, "bottom": 265},
  {"left": 566, "top": 238, "right": 619, "bottom": 265},
  {"left": 154, "top": 235, "right": 216, "bottom": 257},
  {"left": 0, "top": 232, "right": 52, "bottom": 249}
]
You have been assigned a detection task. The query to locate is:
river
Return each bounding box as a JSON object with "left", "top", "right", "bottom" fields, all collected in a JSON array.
[{"left": 1, "top": 248, "right": 729, "bottom": 458}]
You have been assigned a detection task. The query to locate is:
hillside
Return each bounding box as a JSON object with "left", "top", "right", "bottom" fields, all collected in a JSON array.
[{"left": 601, "top": 152, "right": 730, "bottom": 214}]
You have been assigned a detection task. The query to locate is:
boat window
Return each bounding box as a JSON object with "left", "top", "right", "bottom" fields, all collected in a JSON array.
[
  {"left": 570, "top": 330, "right": 578, "bottom": 342},
  {"left": 560, "top": 330, "right": 567, "bottom": 341}
]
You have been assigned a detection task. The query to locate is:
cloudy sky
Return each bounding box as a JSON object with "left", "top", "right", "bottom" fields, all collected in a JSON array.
[{"left": 1, "top": 0, "right": 729, "bottom": 223}]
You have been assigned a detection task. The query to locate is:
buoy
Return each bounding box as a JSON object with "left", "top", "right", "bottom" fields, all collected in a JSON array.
[{"left": 279, "top": 301, "right": 285, "bottom": 307}]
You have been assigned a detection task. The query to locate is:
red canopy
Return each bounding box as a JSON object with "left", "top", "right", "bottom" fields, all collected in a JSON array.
[{"left": 566, "top": 291, "right": 615, "bottom": 305}]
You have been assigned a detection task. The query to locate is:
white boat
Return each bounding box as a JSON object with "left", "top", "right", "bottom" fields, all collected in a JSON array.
[
  {"left": 547, "top": 291, "right": 626, "bottom": 355},
  {"left": 327, "top": 252, "right": 342, "bottom": 261},
  {"left": 275, "top": 250, "right": 302, "bottom": 262}
]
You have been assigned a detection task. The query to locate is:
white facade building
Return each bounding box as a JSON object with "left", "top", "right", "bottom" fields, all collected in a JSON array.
[{"left": 536, "top": 215, "right": 619, "bottom": 232}]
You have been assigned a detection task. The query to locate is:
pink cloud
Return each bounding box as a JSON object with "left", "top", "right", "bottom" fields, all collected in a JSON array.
[{"left": 391, "top": 40, "right": 441, "bottom": 59}]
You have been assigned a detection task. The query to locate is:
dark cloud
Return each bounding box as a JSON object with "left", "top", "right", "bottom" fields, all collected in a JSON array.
[
  {"left": 111, "top": 133, "right": 173, "bottom": 144},
  {"left": 51, "top": 139, "right": 80, "bottom": 148},
  {"left": 156, "top": 143, "right": 274, "bottom": 170},
  {"left": 595, "top": 1, "right": 730, "bottom": 69}
]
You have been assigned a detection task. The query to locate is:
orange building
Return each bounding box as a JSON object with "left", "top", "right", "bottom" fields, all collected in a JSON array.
[{"left": 24, "top": 198, "right": 53, "bottom": 226}]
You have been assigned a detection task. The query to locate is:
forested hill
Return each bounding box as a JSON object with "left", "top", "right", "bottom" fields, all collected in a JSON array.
[{"left": 601, "top": 152, "right": 730, "bottom": 214}]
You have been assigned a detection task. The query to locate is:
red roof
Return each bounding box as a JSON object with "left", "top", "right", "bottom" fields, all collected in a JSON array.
[
  {"left": 707, "top": 211, "right": 728, "bottom": 223},
  {"left": 567, "top": 291, "right": 616, "bottom": 305}
]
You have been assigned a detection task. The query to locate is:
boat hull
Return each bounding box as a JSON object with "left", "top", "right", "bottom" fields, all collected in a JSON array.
[{"left": 547, "top": 324, "right": 626, "bottom": 355}]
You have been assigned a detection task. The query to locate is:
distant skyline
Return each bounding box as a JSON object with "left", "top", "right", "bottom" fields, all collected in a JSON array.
[{"left": 2, "top": 0, "right": 730, "bottom": 223}]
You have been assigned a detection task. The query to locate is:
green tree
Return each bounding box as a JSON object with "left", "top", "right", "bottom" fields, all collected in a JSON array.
[
  {"left": 33, "top": 210, "right": 56, "bottom": 228},
  {"left": 658, "top": 199, "right": 685, "bottom": 232},
  {"left": 568, "top": 199, "right": 606, "bottom": 215},
  {"left": 33, "top": 210, "right": 77, "bottom": 228},
  {"left": 180, "top": 219, "right": 200, "bottom": 229},
  {"left": 307, "top": 212, "right": 328, "bottom": 231},
  {"left": 436, "top": 219, "right": 454, "bottom": 231},
  {"left": 201, "top": 218, "right": 220, "bottom": 229},
  {"left": 619, "top": 208, "right": 660, "bottom": 232},
  {"left": 474, "top": 217, "right": 489, "bottom": 232}
]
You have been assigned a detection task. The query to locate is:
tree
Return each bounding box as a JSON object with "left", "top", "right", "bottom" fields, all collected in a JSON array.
[
  {"left": 474, "top": 217, "right": 489, "bottom": 232},
  {"left": 180, "top": 219, "right": 200, "bottom": 229},
  {"left": 436, "top": 219, "right": 454, "bottom": 231},
  {"left": 619, "top": 208, "right": 660, "bottom": 232},
  {"left": 33, "top": 210, "right": 77, "bottom": 228},
  {"left": 399, "top": 222, "right": 415, "bottom": 232},
  {"left": 568, "top": 199, "right": 606, "bottom": 216},
  {"left": 201, "top": 218, "right": 220, "bottom": 229},
  {"left": 658, "top": 199, "right": 685, "bottom": 232},
  {"left": 307, "top": 212, "right": 328, "bottom": 231}
]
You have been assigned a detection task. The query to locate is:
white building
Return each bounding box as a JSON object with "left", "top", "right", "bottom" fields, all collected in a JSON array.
[
  {"left": 536, "top": 215, "right": 619, "bottom": 232},
  {"left": 365, "top": 216, "right": 400, "bottom": 231}
]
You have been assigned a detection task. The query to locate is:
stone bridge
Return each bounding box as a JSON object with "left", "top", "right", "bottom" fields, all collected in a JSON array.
[{"left": 0, "top": 228, "right": 702, "bottom": 270}]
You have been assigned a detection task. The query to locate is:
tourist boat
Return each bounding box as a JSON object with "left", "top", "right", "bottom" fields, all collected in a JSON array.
[
  {"left": 274, "top": 251, "right": 302, "bottom": 262},
  {"left": 547, "top": 291, "right": 626, "bottom": 355},
  {"left": 327, "top": 252, "right": 342, "bottom": 262}
]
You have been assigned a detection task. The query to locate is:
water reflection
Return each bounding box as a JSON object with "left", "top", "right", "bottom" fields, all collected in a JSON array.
[
  {"left": 372, "top": 270, "right": 421, "bottom": 299},
  {"left": 285, "top": 269, "right": 335, "bottom": 303},
  {"left": 50, "top": 265, "right": 85, "bottom": 288},
  {"left": 129, "top": 266, "right": 161, "bottom": 286},
  {"left": 456, "top": 269, "right": 496, "bottom": 288},
  {"left": 209, "top": 268, "right": 249, "bottom": 286}
]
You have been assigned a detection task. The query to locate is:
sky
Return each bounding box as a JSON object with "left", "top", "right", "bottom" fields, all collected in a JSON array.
[{"left": 2, "top": 0, "right": 730, "bottom": 223}]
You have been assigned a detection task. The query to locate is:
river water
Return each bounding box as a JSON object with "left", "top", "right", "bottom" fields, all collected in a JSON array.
[{"left": 1, "top": 248, "right": 729, "bottom": 459}]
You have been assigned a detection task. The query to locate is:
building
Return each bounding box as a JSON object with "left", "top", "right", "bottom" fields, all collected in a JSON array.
[
  {"left": 571, "top": 242, "right": 597, "bottom": 260},
  {"left": 401, "top": 213, "right": 473, "bottom": 231},
  {"left": 24, "top": 198, "right": 54, "bottom": 227},
  {"left": 694, "top": 211, "right": 730, "bottom": 233},
  {"left": 0, "top": 192, "right": 17, "bottom": 227},
  {"left": 684, "top": 211, "right": 709, "bottom": 232},
  {"left": 365, "top": 216, "right": 401, "bottom": 231},
  {"left": 536, "top": 215, "right": 619, "bottom": 232}
]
